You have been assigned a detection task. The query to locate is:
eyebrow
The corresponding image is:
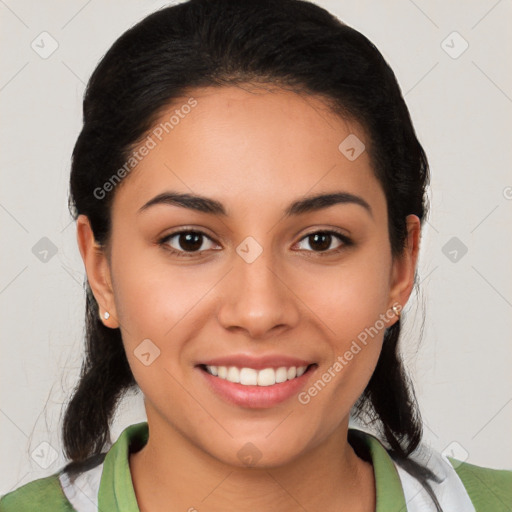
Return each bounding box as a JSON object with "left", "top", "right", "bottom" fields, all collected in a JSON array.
[{"left": 138, "top": 191, "right": 373, "bottom": 218}]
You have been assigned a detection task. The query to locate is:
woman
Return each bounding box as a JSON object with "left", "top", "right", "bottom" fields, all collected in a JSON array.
[{"left": 1, "top": 0, "right": 510, "bottom": 510}]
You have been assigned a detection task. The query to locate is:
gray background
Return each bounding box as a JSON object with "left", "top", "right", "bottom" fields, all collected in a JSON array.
[{"left": 1, "top": 0, "right": 511, "bottom": 493}]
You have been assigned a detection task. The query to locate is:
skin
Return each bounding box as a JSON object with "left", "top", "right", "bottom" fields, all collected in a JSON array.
[{"left": 77, "top": 84, "right": 421, "bottom": 512}]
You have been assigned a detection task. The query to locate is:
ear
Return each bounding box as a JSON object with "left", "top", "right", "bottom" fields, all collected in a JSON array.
[
  {"left": 387, "top": 214, "right": 421, "bottom": 320},
  {"left": 76, "top": 214, "right": 119, "bottom": 328}
]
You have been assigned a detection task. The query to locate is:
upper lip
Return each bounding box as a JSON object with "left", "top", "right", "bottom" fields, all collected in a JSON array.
[{"left": 197, "top": 354, "right": 314, "bottom": 370}]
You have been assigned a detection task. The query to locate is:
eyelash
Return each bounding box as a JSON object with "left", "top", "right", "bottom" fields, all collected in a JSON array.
[{"left": 157, "top": 228, "right": 353, "bottom": 259}]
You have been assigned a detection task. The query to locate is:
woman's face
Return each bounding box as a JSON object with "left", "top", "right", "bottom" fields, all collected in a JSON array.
[{"left": 79, "top": 85, "right": 419, "bottom": 467}]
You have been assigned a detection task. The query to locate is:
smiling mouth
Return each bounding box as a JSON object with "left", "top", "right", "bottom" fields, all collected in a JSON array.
[{"left": 199, "top": 364, "right": 317, "bottom": 387}]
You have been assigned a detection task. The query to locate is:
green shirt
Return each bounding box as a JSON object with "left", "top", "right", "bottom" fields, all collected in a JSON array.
[{"left": 1, "top": 422, "right": 511, "bottom": 511}]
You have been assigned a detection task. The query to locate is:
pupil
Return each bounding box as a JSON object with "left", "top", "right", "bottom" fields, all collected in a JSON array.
[
  {"left": 180, "top": 232, "right": 202, "bottom": 251},
  {"left": 311, "top": 233, "right": 331, "bottom": 251}
]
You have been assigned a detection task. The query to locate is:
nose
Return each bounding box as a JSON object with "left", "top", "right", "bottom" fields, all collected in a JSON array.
[{"left": 216, "top": 245, "right": 301, "bottom": 340}]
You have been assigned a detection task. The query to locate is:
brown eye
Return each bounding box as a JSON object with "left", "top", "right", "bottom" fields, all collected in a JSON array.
[
  {"left": 295, "top": 230, "right": 352, "bottom": 256},
  {"left": 159, "top": 230, "right": 218, "bottom": 257},
  {"left": 175, "top": 232, "right": 203, "bottom": 252},
  {"left": 307, "top": 232, "right": 334, "bottom": 252}
]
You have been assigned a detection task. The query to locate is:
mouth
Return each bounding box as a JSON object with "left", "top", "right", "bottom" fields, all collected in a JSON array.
[
  {"left": 196, "top": 361, "right": 318, "bottom": 408},
  {"left": 200, "top": 364, "right": 314, "bottom": 386}
]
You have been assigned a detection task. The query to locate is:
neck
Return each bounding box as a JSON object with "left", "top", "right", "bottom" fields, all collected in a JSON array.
[{"left": 130, "top": 413, "right": 375, "bottom": 512}]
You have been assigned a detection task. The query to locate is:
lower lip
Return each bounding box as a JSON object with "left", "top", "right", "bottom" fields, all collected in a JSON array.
[{"left": 198, "top": 366, "right": 316, "bottom": 408}]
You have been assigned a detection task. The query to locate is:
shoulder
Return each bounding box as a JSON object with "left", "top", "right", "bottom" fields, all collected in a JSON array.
[
  {"left": 354, "top": 426, "right": 512, "bottom": 512},
  {"left": 0, "top": 423, "right": 147, "bottom": 512},
  {"left": 449, "top": 457, "right": 512, "bottom": 511},
  {"left": 0, "top": 473, "right": 75, "bottom": 512}
]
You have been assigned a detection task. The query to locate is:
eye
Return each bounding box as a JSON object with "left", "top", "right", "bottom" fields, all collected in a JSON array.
[
  {"left": 158, "top": 230, "right": 219, "bottom": 257},
  {"left": 158, "top": 228, "right": 353, "bottom": 259},
  {"left": 294, "top": 230, "right": 353, "bottom": 256}
]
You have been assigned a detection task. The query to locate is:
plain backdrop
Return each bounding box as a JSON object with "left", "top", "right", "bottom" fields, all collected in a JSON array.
[{"left": 1, "top": 0, "right": 511, "bottom": 494}]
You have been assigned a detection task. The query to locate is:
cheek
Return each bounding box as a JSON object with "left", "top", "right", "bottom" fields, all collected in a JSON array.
[
  {"left": 110, "top": 239, "right": 214, "bottom": 341},
  {"left": 298, "top": 244, "right": 392, "bottom": 340},
  {"left": 294, "top": 244, "right": 392, "bottom": 407},
  {"left": 111, "top": 258, "right": 204, "bottom": 403}
]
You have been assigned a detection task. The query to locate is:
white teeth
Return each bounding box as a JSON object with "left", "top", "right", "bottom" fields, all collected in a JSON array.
[
  {"left": 205, "top": 365, "right": 309, "bottom": 386},
  {"left": 275, "top": 367, "right": 288, "bottom": 383},
  {"left": 257, "top": 368, "right": 275, "bottom": 386},
  {"left": 227, "top": 366, "right": 240, "bottom": 383},
  {"left": 240, "top": 368, "right": 257, "bottom": 385}
]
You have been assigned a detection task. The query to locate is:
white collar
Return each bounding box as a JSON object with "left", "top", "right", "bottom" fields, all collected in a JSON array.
[{"left": 391, "top": 441, "right": 476, "bottom": 511}]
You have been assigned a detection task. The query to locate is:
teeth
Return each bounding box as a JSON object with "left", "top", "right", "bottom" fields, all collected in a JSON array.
[
  {"left": 240, "top": 367, "right": 257, "bottom": 385},
  {"left": 257, "top": 368, "right": 275, "bottom": 386},
  {"left": 205, "top": 365, "right": 308, "bottom": 386},
  {"left": 296, "top": 366, "right": 306, "bottom": 377},
  {"left": 275, "top": 367, "right": 288, "bottom": 383},
  {"left": 227, "top": 366, "right": 240, "bottom": 383}
]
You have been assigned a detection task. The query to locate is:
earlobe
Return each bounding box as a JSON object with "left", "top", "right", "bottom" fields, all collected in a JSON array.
[
  {"left": 387, "top": 214, "right": 422, "bottom": 318},
  {"left": 76, "top": 215, "right": 119, "bottom": 328}
]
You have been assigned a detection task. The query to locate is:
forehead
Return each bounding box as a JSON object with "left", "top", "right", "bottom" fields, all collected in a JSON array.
[{"left": 112, "top": 85, "right": 386, "bottom": 220}]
